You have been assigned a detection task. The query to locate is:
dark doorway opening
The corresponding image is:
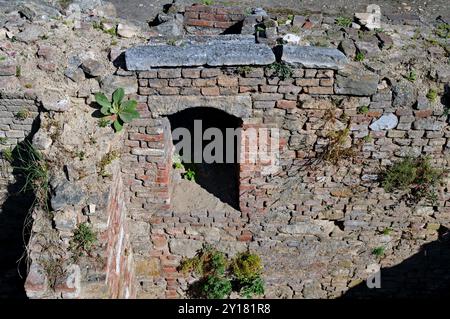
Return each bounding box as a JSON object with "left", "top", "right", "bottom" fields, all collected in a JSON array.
[{"left": 168, "top": 107, "right": 242, "bottom": 209}]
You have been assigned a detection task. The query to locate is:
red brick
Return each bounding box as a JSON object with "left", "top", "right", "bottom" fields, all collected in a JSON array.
[
  {"left": 199, "top": 12, "right": 215, "bottom": 20},
  {"left": 213, "top": 14, "right": 230, "bottom": 22},
  {"left": 276, "top": 100, "right": 297, "bottom": 109},
  {"left": 185, "top": 19, "right": 214, "bottom": 27},
  {"left": 184, "top": 12, "right": 199, "bottom": 19},
  {"left": 415, "top": 109, "right": 433, "bottom": 118}
]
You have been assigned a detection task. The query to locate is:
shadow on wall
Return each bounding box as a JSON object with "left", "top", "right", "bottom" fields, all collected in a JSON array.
[
  {"left": 342, "top": 226, "right": 450, "bottom": 298},
  {"left": 0, "top": 118, "right": 41, "bottom": 299}
]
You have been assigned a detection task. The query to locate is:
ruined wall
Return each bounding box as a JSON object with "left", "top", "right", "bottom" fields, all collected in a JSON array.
[
  {"left": 122, "top": 39, "right": 450, "bottom": 298},
  {"left": 184, "top": 4, "right": 245, "bottom": 34}
]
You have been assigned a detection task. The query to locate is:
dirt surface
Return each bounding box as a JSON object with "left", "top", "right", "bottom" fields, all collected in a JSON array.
[{"left": 109, "top": 0, "right": 450, "bottom": 24}]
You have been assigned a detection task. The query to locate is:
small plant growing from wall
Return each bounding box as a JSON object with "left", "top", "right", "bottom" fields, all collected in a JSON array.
[
  {"left": 95, "top": 88, "right": 140, "bottom": 132},
  {"left": 355, "top": 52, "right": 365, "bottom": 62},
  {"left": 426, "top": 88, "right": 438, "bottom": 102},
  {"left": 179, "top": 245, "right": 265, "bottom": 299},
  {"left": 381, "top": 156, "right": 444, "bottom": 205},
  {"left": 183, "top": 168, "right": 196, "bottom": 182},
  {"left": 335, "top": 16, "right": 353, "bottom": 28},
  {"left": 70, "top": 223, "right": 97, "bottom": 261},
  {"left": 372, "top": 246, "right": 385, "bottom": 257},
  {"left": 267, "top": 62, "right": 293, "bottom": 80},
  {"left": 320, "top": 127, "right": 359, "bottom": 165},
  {"left": 15, "top": 109, "right": 31, "bottom": 120},
  {"left": 405, "top": 70, "right": 417, "bottom": 82}
]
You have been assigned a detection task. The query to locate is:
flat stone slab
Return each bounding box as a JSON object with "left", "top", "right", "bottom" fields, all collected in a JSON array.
[
  {"left": 147, "top": 95, "right": 252, "bottom": 118},
  {"left": 281, "top": 45, "right": 348, "bottom": 70},
  {"left": 334, "top": 64, "right": 379, "bottom": 96},
  {"left": 125, "top": 40, "right": 275, "bottom": 69}
]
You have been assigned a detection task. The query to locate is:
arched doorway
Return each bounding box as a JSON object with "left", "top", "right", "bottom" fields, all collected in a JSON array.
[{"left": 168, "top": 107, "right": 242, "bottom": 209}]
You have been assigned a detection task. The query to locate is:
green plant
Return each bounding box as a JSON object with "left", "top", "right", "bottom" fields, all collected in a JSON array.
[
  {"left": 14, "top": 141, "right": 49, "bottom": 209},
  {"left": 180, "top": 247, "right": 265, "bottom": 299},
  {"left": 76, "top": 151, "right": 85, "bottom": 161},
  {"left": 405, "top": 70, "right": 417, "bottom": 82},
  {"left": 435, "top": 23, "right": 450, "bottom": 39},
  {"left": 240, "top": 276, "right": 265, "bottom": 298},
  {"left": 98, "top": 118, "right": 111, "bottom": 128},
  {"left": 0, "top": 137, "right": 7, "bottom": 145},
  {"left": 267, "top": 62, "right": 293, "bottom": 80},
  {"left": 70, "top": 223, "right": 97, "bottom": 259},
  {"left": 372, "top": 246, "right": 385, "bottom": 257},
  {"left": 381, "top": 156, "right": 444, "bottom": 204},
  {"left": 321, "top": 127, "right": 358, "bottom": 165},
  {"left": 382, "top": 227, "right": 392, "bottom": 235},
  {"left": 98, "top": 150, "right": 119, "bottom": 177},
  {"left": 236, "top": 65, "right": 253, "bottom": 76},
  {"left": 16, "top": 65, "right": 21, "bottom": 77},
  {"left": 335, "top": 16, "right": 352, "bottom": 28},
  {"left": 363, "top": 135, "right": 373, "bottom": 143},
  {"left": 2, "top": 147, "right": 13, "bottom": 162},
  {"left": 24, "top": 83, "right": 33, "bottom": 89},
  {"left": 202, "top": 275, "right": 232, "bottom": 299},
  {"left": 95, "top": 88, "right": 140, "bottom": 132},
  {"left": 40, "top": 257, "right": 65, "bottom": 289},
  {"left": 183, "top": 168, "right": 196, "bottom": 182},
  {"left": 230, "top": 252, "right": 263, "bottom": 281},
  {"left": 201, "top": 0, "right": 214, "bottom": 5},
  {"left": 355, "top": 52, "right": 365, "bottom": 62},
  {"left": 0, "top": 55, "right": 6, "bottom": 62},
  {"left": 357, "top": 105, "right": 369, "bottom": 114},
  {"left": 426, "top": 88, "right": 438, "bottom": 102},
  {"left": 15, "top": 109, "right": 31, "bottom": 120}
]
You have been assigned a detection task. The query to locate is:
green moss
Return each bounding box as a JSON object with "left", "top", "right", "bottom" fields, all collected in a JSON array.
[
  {"left": 15, "top": 109, "right": 31, "bottom": 120},
  {"left": 357, "top": 105, "right": 369, "bottom": 114},
  {"left": 372, "top": 246, "right": 385, "bottom": 257},
  {"left": 355, "top": 52, "right": 365, "bottom": 62},
  {"left": 426, "top": 88, "right": 438, "bottom": 102}
]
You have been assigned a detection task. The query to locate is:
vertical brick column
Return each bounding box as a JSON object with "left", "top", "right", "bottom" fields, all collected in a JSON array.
[{"left": 239, "top": 120, "right": 280, "bottom": 216}]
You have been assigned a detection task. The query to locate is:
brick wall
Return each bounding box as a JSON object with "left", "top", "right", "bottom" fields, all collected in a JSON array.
[{"left": 184, "top": 4, "right": 245, "bottom": 34}]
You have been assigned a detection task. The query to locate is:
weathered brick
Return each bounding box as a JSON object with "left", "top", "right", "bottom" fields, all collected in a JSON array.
[
  {"left": 185, "top": 19, "right": 214, "bottom": 27},
  {"left": 192, "top": 78, "right": 217, "bottom": 87},
  {"left": 217, "top": 75, "right": 238, "bottom": 87},
  {"left": 276, "top": 100, "right": 297, "bottom": 109},
  {"left": 306, "top": 86, "right": 334, "bottom": 95},
  {"left": 182, "top": 68, "right": 201, "bottom": 78},
  {"left": 201, "top": 68, "right": 221, "bottom": 78},
  {"left": 296, "top": 78, "right": 320, "bottom": 86},
  {"left": 252, "top": 93, "right": 283, "bottom": 101},
  {"left": 201, "top": 87, "right": 220, "bottom": 96},
  {"left": 168, "top": 78, "right": 192, "bottom": 87},
  {"left": 158, "top": 69, "right": 181, "bottom": 78},
  {"left": 157, "top": 87, "right": 180, "bottom": 95},
  {"left": 148, "top": 79, "right": 168, "bottom": 88}
]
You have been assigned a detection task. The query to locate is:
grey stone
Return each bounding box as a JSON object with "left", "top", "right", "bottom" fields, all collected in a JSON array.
[
  {"left": 71, "top": 0, "right": 102, "bottom": 12},
  {"left": 64, "top": 67, "right": 85, "bottom": 82},
  {"left": 369, "top": 113, "right": 398, "bottom": 131},
  {"left": 155, "top": 20, "right": 183, "bottom": 37},
  {"left": 279, "top": 220, "right": 335, "bottom": 236},
  {"left": 53, "top": 207, "right": 77, "bottom": 231},
  {"left": 392, "top": 80, "right": 417, "bottom": 108},
  {"left": 169, "top": 239, "right": 202, "bottom": 258},
  {"left": 355, "top": 41, "right": 381, "bottom": 57},
  {"left": 147, "top": 95, "right": 252, "bottom": 118},
  {"left": 125, "top": 40, "right": 275, "bottom": 69},
  {"left": 0, "top": 59, "right": 16, "bottom": 76},
  {"left": 50, "top": 180, "right": 87, "bottom": 211},
  {"left": 15, "top": 24, "right": 44, "bottom": 43},
  {"left": 100, "top": 75, "right": 138, "bottom": 96},
  {"left": 81, "top": 58, "right": 105, "bottom": 77},
  {"left": 436, "top": 65, "right": 450, "bottom": 83},
  {"left": 334, "top": 65, "right": 379, "bottom": 96},
  {"left": 293, "top": 15, "right": 306, "bottom": 27},
  {"left": 32, "top": 130, "right": 52, "bottom": 150},
  {"left": 40, "top": 90, "right": 71, "bottom": 112},
  {"left": 281, "top": 46, "right": 348, "bottom": 70},
  {"left": 413, "top": 119, "right": 445, "bottom": 131},
  {"left": 339, "top": 39, "right": 356, "bottom": 58}
]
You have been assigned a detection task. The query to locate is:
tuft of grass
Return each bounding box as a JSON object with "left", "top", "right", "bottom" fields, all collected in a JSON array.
[
  {"left": 435, "top": 23, "right": 450, "bottom": 39},
  {"left": 426, "top": 88, "right": 438, "bottom": 102},
  {"left": 382, "top": 228, "right": 392, "bottom": 235},
  {"left": 363, "top": 135, "right": 373, "bottom": 143},
  {"left": 381, "top": 156, "right": 444, "bottom": 205},
  {"left": 0, "top": 55, "right": 6, "bottom": 62},
  {"left": 98, "top": 150, "right": 119, "bottom": 177},
  {"left": 335, "top": 16, "right": 352, "bottom": 28},
  {"left": 15, "top": 109, "right": 31, "bottom": 120},
  {"left": 15, "top": 65, "right": 21, "bottom": 77},
  {"left": 321, "top": 127, "right": 358, "bottom": 165},
  {"left": 267, "top": 62, "right": 293, "bottom": 80},
  {"left": 357, "top": 105, "right": 369, "bottom": 114},
  {"left": 355, "top": 52, "right": 365, "bottom": 62},
  {"left": 2, "top": 147, "right": 14, "bottom": 162},
  {"left": 0, "top": 137, "right": 7, "bottom": 145},
  {"left": 40, "top": 257, "right": 66, "bottom": 289},
  {"left": 236, "top": 65, "right": 254, "bottom": 76},
  {"left": 372, "top": 246, "right": 385, "bottom": 257},
  {"left": 201, "top": 0, "right": 214, "bottom": 5},
  {"left": 98, "top": 118, "right": 111, "bottom": 128},
  {"left": 405, "top": 70, "right": 417, "bottom": 82},
  {"left": 14, "top": 141, "right": 50, "bottom": 210}
]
